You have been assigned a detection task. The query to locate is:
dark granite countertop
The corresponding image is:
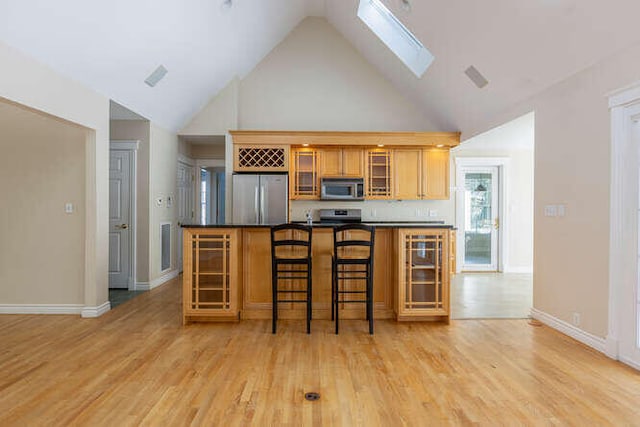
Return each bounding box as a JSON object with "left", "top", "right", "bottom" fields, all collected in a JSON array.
[{"left": 181, "top": 222, "right": 454, "bottom": 229}]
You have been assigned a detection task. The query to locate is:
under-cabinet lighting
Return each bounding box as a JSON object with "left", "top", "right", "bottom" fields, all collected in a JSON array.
[
  {"left": 378, "top": 144, "right": 385, "bottom": 147},
  {"left": 302, "top": 143, "right": 309, "bottom": 147},
  {"left": 436, "top": 144, "right": 444, "bottom": 148}
]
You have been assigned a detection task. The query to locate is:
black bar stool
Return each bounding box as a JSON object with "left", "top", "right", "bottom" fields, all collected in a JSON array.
[
  {"left": 271, "top": 224, "right": 313, "bottom": 334},
  {"left": 331, "top": 224, "right": 375, "bottom": 334}
]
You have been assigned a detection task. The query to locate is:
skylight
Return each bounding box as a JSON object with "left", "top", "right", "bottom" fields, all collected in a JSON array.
[{"left": 357, "top": 0, "right": 434, "bottom": 78}]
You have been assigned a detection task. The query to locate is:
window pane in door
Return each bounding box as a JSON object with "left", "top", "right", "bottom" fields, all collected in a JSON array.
[{"left": 464, "top": 172, "right": 492, "bottom": 265}]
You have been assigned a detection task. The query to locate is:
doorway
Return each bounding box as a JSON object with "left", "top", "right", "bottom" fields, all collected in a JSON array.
[
  {"left": 108, "top": 141, "right": 138, "bottom": 290},
  {"left": 199, "top": 167, "right": 226, "bottom": 224},
  {"left": 460, "top": 166, "right": 500, "bottom": 271},
  {"left": 177, "top": 161, "right": 195, "bottom": 272},
  {"left": 609, "top": 85, "right": 640, "bottom": 370},
  {"left": 456, "top": 160, "right": 505, "bottom": 272},
  {"left": 451, "top": 113, "right": 535, "bottom": 320}
]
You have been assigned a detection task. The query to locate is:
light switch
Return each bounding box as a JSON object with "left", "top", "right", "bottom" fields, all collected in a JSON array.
[
  {"left": 544, "top": 205, "right": 557, "bottom": 217},
  {"left": 65, "top": 203, "right": 73, "bottom": 214},
  {"left": 156, "top": 197, "right": 163, "bottom": 207},
  {"left": 557, "top": 204, "right": 566, "bottom": 217}
]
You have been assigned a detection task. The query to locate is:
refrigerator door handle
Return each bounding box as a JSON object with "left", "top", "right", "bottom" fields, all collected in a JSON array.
[
  {"left": 254, "top": 186, "right": 260, "bottom": 224},
  {"left": 260, "top": 184, "right": 266, "bottom": 224}
]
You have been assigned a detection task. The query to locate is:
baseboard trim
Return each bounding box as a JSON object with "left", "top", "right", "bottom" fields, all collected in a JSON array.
[
  {"left": 144, "top": 269, "right": 179, "bottom": 291},
  {"left": 530, "top": 308, "right": 606, "bottom": 353},
  {"left": 81, "top": 301, "right": 111, "bottom": 318},
  {"left": 0, "top": 304, "right": 83, "bottom": 315},
  {"left": 135, "top": 282, "right": 150, "bottom": 291},
  {"left": 504, "top": 266, "right": 533, "bottom": 274},
  {"left": 619, "top": 356, "right": 640, "bottom": 371}
]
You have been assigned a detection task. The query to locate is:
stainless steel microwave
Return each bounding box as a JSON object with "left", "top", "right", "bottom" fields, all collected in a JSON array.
[{"left": 320, "top": 177, "right": 364, "bottom": 200}]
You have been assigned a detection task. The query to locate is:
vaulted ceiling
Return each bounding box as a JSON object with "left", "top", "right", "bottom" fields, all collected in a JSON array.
[{"left": 2, "top": 0, "right": 640, "bottom": 135}]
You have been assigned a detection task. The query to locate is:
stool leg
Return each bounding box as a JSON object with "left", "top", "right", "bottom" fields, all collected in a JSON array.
[
  {"left": 307, "top": 261, "right": 312, "bottom": 334},
  {"left": 272, "top": 263, "right": 277, "bottom": 334},
  {"left": 335, "top": 267, "right": 339, "bottom": 335},
  {"left": 331, "top": 260, "right": 335, "bottom": 321},
  {"left": 368, "top": 265, "right": 374, "bottom": 335}
]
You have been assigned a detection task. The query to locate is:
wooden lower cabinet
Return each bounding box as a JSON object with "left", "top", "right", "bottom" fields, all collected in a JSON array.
[
  {"left": 182, "top": 228, "right": 241, "bottom": 323},
  {"left": 395, "top": 228, "right": 450, "bottom": 323},
  {"left": 182, "top": 227, "right": 450, "bottom": 323},
  {"left": 241, "top": 227, "right": 394, "bottom": 320}
]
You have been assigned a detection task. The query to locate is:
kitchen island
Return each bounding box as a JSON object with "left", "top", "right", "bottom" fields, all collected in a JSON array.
[{"left": 182, "top": 223, "right": 454, "bottom": 325}]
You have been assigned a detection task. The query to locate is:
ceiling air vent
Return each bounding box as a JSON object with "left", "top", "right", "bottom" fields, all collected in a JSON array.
[
  {"left": 465, "top": 65, "right": 489, "bottom": 89},
  {"left": 144, "top": 65, "right": 168, "bottom": 87}
]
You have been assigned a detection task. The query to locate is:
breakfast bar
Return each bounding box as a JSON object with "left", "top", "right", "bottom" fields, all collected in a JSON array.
[{"left": 181, "top": 223, "right": 454, "bottom": 325}]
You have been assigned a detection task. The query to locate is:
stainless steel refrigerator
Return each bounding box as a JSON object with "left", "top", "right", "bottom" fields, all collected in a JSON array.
[{"left": 232, "top": 174, "right": 288, "bottom": 224}]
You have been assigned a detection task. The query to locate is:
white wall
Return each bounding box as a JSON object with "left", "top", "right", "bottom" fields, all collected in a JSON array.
[
  {"left": 463, "top": 39, "right": 640, "bottom": 339},
  {"left": 0, "top": 100, "right": 86, "bottom": 305},
  {"left": 238, "top": 17, "right": 440, "bottom": 131},
  {"left": 149, "top": 124, "right": 179, "bottom": 282},
  {"left": 0, "top": 40, "right": 110, "bottom": 311}
]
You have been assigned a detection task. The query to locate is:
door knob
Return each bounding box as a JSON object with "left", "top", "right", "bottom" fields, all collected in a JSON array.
[{"left": 116, "top": 224, "right": 128, "bottom": 229}]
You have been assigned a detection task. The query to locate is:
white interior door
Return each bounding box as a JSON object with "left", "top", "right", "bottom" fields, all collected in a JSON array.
[
  {"left": 109, "top": 150, "right": 132, "bottom": 288},
  {"left": 460, "top": 166, "right": 500, "bottom": 271},
  {"left": 177, "top": 162, "right": 195, "bottom": 272}
]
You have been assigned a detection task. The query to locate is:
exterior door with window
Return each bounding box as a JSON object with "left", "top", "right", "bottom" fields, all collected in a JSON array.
[{"left": 461, "top": 166, "right": 499, "bottom": 271}]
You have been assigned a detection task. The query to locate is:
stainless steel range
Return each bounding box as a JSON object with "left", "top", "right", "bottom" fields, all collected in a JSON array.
[{"left": 319, "top": 208, "right": 362, "bottom": 223}]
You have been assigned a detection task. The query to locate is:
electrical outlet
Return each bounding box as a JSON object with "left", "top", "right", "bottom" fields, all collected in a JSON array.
[
  {"left": 429, "top": 210, "right": 438, "bottom": 217},
  {"left": 370, "top": 208, "right": 377, "bottom": 218},
  {"left": 572, "top": 312, "right": 581, "bottom": 326},
  {"left": 65, "top": 203, "right": 73, "bottom": 214},
  {"left": 415, "top": 208, "right": 421, "bottom": 217}
]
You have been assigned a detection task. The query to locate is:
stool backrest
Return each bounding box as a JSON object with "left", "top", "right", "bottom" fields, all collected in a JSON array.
[
  {"left": 333, "top": 224, "right": 375, "bottom": 261},
  {"left": 271, "top": 223, "right": 312, "bottom": 260}
]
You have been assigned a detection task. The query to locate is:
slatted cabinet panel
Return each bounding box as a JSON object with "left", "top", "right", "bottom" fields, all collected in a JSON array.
[
  {"left": 183, "top": 228, "right": 240, "bottom": 323},
  {"left": 396, "top": 228, "right": 450, "bottom": 322}
]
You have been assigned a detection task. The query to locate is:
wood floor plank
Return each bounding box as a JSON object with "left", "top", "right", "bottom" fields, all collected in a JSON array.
[{"left": 0, "top": 276, "right": 639, "bottom": 426}]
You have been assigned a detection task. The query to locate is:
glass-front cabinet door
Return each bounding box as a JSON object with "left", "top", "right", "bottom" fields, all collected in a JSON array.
[
  {"left": 366, "top": 149, "right": 393, "bottom": 199},
  {"left": 397, "top": 229, "right": 450, "bottom": 322},
  {"left": 291, "top": 148, "right": 319, "bottom": 199}
]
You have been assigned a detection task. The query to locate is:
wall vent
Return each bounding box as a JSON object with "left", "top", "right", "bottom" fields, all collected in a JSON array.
[
  {"left": 161, "top": 223, "right": 171, "bottom": 272},
  {"left": 145, "top": 65, "right": 168, "bottom": 87},
  {"left": 465, "top": 65, "right": 489, "bottom": 89}
]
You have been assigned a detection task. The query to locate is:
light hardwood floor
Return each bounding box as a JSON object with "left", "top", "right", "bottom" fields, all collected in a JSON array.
[
  {"left": 1, "top": 276, "right": 639, "bottom": 426},
  {"left": 451, "top": 273, "right": 533, "bottom": 319}
]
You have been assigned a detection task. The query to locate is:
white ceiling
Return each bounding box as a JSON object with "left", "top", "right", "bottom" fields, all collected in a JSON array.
[{"left": 2, "top": 0, "right": 640, "bottom": 135}]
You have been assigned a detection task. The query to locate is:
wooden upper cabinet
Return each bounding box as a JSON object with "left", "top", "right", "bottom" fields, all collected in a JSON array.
[
  {"left": 392, "top": 148, "right": 450, "bottom": 200},
  {"left": 319, "top": 147, "right": 364, "bottom": 177},
  {"left": 291, "top": 148, "right": 320, "bottom": 199},
  {"left": 341, "top": 148, "right": 364, "bottom": 176},
  {"left": 423, "top": 149, "right": 450, "bottom": 199},
  {"left": 319, "top": 148, "right": 342, "bottom": 176},
  {"left": 365, "top": 149, "right": 393, "bottom": 199},
  {"left": 393, "top": 149, "right": 422, "bottom": 200}
]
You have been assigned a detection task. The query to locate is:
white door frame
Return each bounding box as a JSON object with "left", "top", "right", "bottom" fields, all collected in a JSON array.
[
  {"left": 110, "top": 140, "right": 138, "bottom": 291},
  {"left": 607, "top": 82, "right": 640, "bottom": 370},
  {"left": 195, "top": 159, "right": 225, "bottom": 225},
  {"left": 455, "top": 157, "right": 509, "bottom": 273}
]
